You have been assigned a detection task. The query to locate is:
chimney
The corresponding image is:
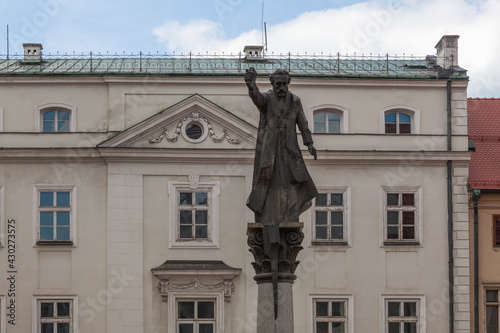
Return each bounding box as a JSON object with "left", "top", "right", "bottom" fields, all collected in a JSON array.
[
  {"left": 243, "top": 45, "right": 264, "bottom": 59},
  {"left": 23, "top": 43, "right": 43, "bottom": 63},
  {"left": 435, "top": 35, "right": 459, "bottom": 69}
]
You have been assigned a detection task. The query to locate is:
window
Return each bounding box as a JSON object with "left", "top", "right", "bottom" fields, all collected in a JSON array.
[
  {"left": 33, "top": 297, "right": 77, "bottom": 333},
  {"left": 382, "top": 187, "right": 421, "bottom": 245},
  {"left": 486, "top": 290, "right": 500, "bottom": 333},
  {"left": 36, "top": 103, "right": 76, "bottom": 132},
  {"left": 494, "top": 216, "right": 500, "bottom": 247},
  {"left": 310, "top": 295, "right": 353, "bottom": 333},
  {"left": 311, "top": 105, "right": 348, "bottom": 134},
  {"left": 35, "top": 186, "right": 76, "bottom": 245},
  {"left": 312, "top": 188, "right": 349, "bottom": 244},
  {"left": 177, "top": 299, "right": 216, "bottom": 333},
  {"left": 168, "top": 180, "right": 220, "bottom": 248},
  {"left": 380, "top": 106, "right": 420, "bottom": 135},
  {"left": 382, "top": 296, "right": 425, "bottom": 333},
  {"left": 385, "top": 112, "right": 411, "bottom": 134}
]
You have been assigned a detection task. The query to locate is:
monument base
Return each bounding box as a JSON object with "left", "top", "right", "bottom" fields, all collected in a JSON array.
[{"left": 256, "top": 277, "right": 295, "bottom": 333}]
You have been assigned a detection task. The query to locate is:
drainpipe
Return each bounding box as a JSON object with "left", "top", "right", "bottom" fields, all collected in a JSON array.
[
  {"left": 446, "top": 78, "right": 454, "bottom": 333},
  {"left": 470, "top": 189, "right": 481, "bottom": 333}
]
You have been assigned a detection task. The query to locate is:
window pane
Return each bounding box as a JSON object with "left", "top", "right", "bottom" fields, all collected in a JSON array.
[
  {"left": 57, "top": 322, "right": 70, "bottom": 333},
  {"left": 387, "top": 211, "right": 399, "bottom": 225},
  {"left": 487, "top": 306, "right": 498, "bottom": 329},
  {"left": 331, "top": 193, "right": 343, "bottom": 206},
  {"left": 404, "top": 302, "right": 417, "bottom": 316},
  {"left": 195, "top": 211, "right": 208, "bottom": 225},
  {"left": 180, "top": 193, "right": 192, "bottom": 205},
  {"left": 329, "top": 122, "right": 341, "bottom": 134},
  {"left": 198, "top": 301, "right": 215, "bottom": 319},
  {"left": 195, "top": 192, "right": 208, "bottom": 205},
  {"left": 328, "top": 112, "right": 341, "bottom": 134},
  {"left": 44, "top": 110, "right": 56, "bottom": 120},
  {"left": 399, "top": 123, "right": 411, "bottom": 134},
  {"left": 179, "top": 323, "right": 194, "bottom": 333},
  {"left": 180, "top": 211, "right": 192, "bottom": 224},
  {"left": 403, "top": 322, "right": 417, "bottom": 333},
  {"left": 385, "top": 113, "right": 397, "bottom": 123},
  {"left": 315, "top": 123, "right": 326, "bottom": 133},
  {"left": 316, "top": 226, "right": 328, "bottom": 240},
  {"left": 486, "top": 290, "right": 498, "bottom": 302},
  {"left": 58, "top": 119, "right": 70, "bottom": 132},
  {"left": 402, "top": 212, "right": 414, "bottom": 225},
  {"left": 57, "top": 302, "right": 71, "bottom": 317},
  {"left": 495, "top": 218, "right": 500, "bottom": 246},
  {"left": 40, "top": 212, "right": 54, "bottom": 226},
  {"left": 385, "top": 123, "right": 397, "bottom": 133},
  {"left": 331, "top": 226, "right": 343, "bottom": 240},
  {"left": 388, "top": 302, "right": 400, "bottom": 316},
  {"left": 199, "top": 323, "right": 214, "bottom": 333},
  {"left": 314, "top": 111, "right": 326, "bottom": 122},
  {"left": 316, "top": 322, "right": 328, "bottom": 333},
  {"left": 328, "top": 112, "right": 340, "bottom": 122},
  {"left": 179, "top": 226, "right": 193, "bottom": 239},
  {"left": 316, "top": 211, "right": 328, "bottom": 225},
  {"left": 402, "top": 194, "right": 414, "bottom": 206},
  {"left": 41, "top": 323, "right": 54, "bottom": 333},
  {"left": 402, "top": 226, "right": 415, "bottom": 240},
  {"left": 43, "top": 120, "right": 56, "bottom": 132},
  {"left": 399, "top": 113, "right": 411, "bottom": 123},
  {"left": 186, "top": 124, "right": 203, "bottom": 139},
  {"left": 40, "top": 192, "right": 54, "bottom": 206},
  {"left": 316, "top": 194, "right": 328, "bottom": 206},
  {"left": 388, "top": 322, "right": 400, "bottom": 333},
  {"left": 56, "top": 192, "right": 70, "bottom": 206},
  {"left": 57, "top": 226, "right": 71, "bottom": 241},
  {"left": 331, "top": 211, "right": 343, "bottom": 225},
  {"left": 316, "top": 301, "right": 328, "bottom": 316},
  {"left": 195, "top": 225, "right": 208, "bottom": 239},
  {"left": 41, "top": 302, "right": 54, "bottom": 317},
  {"left": 332, "top": 322, "right": 345, "bottom": 333},
  {"left": 387, "top": 226, "right": 399, "bottom": 239},
  {"left": 178, "top": 302, "right": 195, "bottom": 319},
  {"left": 332, "top": 301, "right": 345, "bottom": 316},
  {"left": 58, "top": 110, "right": 70, "bottom": 120},
  {"left": 40, "top": 226, "right": 54, "bottom": 241},
  {"left": 387, "top": 193, "right": 399, "bottom": 206},
  {"left": 57, "top": 212, "right": 70, "bottom": 226}
]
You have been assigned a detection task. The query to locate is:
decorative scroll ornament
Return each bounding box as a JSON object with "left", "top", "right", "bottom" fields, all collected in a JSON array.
[
  {"left": 149, "top": 111, "right": 240, "bottom": 144},
  {"left": 156, "top": 278, "right": 236, "bottom": 302}
]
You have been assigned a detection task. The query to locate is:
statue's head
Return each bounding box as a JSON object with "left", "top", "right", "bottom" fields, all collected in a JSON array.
[{"left": 269, "top": 69, "right": 290, "bottom": 98}]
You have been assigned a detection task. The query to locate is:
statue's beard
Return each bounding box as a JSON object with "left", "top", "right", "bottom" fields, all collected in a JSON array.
[{"left": 276, "top": 90, "right": 287, "bottom": 98}]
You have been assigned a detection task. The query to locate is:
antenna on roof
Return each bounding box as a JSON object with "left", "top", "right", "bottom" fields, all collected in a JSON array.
[
  {"left": 261, "top": 1, "right": 268, "bottom": 53},
  {"left": 6, "top": 24, "right": 9, "bottom": 60}
]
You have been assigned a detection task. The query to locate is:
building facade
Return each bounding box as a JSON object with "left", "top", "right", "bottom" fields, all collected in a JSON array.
[{"left": 0, "top": 36, "right": 470, "bottom": 332}]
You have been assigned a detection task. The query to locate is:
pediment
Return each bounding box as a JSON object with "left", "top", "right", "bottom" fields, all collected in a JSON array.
[{"left": 99, "top": 94, "right": 257, "bottom": 149}]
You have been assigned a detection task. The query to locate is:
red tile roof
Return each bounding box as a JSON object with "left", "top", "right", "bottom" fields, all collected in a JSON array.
[{"left": 468, "top": 98, "right": 500, "bottom": 189}]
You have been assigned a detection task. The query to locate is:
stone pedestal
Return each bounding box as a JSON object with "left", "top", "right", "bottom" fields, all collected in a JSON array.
[{"left": 247, "top": 223, "right": 304, "bottom": 333}]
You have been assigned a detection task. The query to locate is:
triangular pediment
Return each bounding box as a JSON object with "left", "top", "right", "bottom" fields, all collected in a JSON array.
[{"left": 98, "top": 94, "right": 257, "bottom": 149}]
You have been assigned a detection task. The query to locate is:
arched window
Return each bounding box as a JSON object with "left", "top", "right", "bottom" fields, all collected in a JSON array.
[
  {"left": 311, "top": 105, "right": 348, "bottom": 134},
  {"left": 36, "top": 103, "right": 76, "bottom": 132},
  {"left": 385, "top": 112, "right": 411, "bottom": 134},
  {"left": 381, "top": 105, "right": 420, "bottom": 135}
]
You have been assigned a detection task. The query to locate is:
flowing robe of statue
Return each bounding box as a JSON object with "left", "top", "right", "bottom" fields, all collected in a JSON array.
[{"left": 246, "top": 87, "right": 318, "bottom": 224}]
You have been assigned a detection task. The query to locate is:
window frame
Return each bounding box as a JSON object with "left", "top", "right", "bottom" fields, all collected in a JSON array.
[
  {"left": 484, "top": 287, "right": 500, "bottom": 333},
  {"left": 381, "top": 295, "right": 426, "bottom": 333},
  {"left": 309, "top": 294, "right": 354, "bottom": 333},
  {"left": 168, "top": 181, "right": 220, "bottom": 248},
  {"left": 493, "top": 215, "right": 500, "bottom": 248},
  {"left": 33, "top": 185, "right": 77, "bottom": 246},
  {"left": 380, "top": 186, "right": 422, "bottom": 246},
  {"left": 380, "top": 105, "right": 420, "bottom": 135},
  {"left": 32, "top": 295, "right": 78, "bottom": 333},
  {"left": 311, "top": 187, "right": 351, "bottom": 246},
  {"left": 168, "top": 291, "right": 224, "bottom": 333},
  {"left": 310, "top": 105, "right": 349, "bottom": 134},
  {"left": 35, "top": 103, "right": 76, "bottom": 133}
]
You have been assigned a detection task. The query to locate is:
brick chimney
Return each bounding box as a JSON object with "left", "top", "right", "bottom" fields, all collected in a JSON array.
[
  {"left": 23, "top": 43, "right": 43, "bottom": 63},
  {"left": 435, "top": 35, "right": 459, "bottom": 69}
]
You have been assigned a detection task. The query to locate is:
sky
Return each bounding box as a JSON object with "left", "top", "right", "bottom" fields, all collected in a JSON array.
[{"left": 0, "top": 0, "right": 499, "bottom": 97}]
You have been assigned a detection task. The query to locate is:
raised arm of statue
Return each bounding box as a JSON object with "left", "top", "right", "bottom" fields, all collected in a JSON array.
[{"left": 244, "top": 67, "right": 266, "bottom": 109}]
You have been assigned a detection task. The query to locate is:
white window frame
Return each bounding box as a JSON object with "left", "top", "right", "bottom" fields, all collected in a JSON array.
[
  {"left": 310, "top": 104, "right": 349, "bottom": 134},
  {"left": 308, "top": 294, "right": 354, "bottom": 333},
  {"left": 168, "top": 180, "right": 220, "bottom": 248},
  {"left": 0, "top": 186, "right": 4, "bottom": 247},
  {"left": 168, "top": 291, "right": 224, "bottom": 333},
  {"left": 380, "top": 186, "right": 422, "bottom": 246},
  {"left": 484, "top": 286, "right": 500, "bottom": 332},
  {"left": 380, "top": 295, "right": 426, "bottom": 333},
  {"left": 35, "top": 103, "right": 76, "bottom": 132},
  {"left": 311, "top": 186, "right": 351, "bottom": 246},
  {"left": 0, "top": 295, "right": 6, "bottom": 333},
  {"left": 32, "top": 295, "right": 78, "bottom": 333},
  {"left": 33, "top": 185, "right": 77, "bottom": 246},
  {"left": 380, "top": 105, "right": 420, "bottom": 134}
]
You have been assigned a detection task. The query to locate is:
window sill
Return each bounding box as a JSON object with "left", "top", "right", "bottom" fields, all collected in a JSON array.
[
  {"left": 312, "top": 241, "right": 348, "bottom": 246},
  {"left": 170, "top": 240, "right": 219, "bottom": 249},
  {"left": 36, "top": 240, "right": 74, "bottom": 246},
  {"left": 383, "top": 241, "right": 420, "bottom": 246}
]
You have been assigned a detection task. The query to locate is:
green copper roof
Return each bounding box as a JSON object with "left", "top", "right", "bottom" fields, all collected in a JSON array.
[{"left": 0, "top": 53, "right": 468, "bottom": 79}]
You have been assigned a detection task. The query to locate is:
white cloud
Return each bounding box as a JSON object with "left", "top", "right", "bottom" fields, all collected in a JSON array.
[{"left": 152, "top": 0, "right": 500, "bottom": 97}]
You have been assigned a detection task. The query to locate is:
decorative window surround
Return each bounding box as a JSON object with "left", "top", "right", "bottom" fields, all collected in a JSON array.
[
  {"left": 32, "top": 295, "right": 78, "bottom": 333},
  {"left": 35, "top": 103, "right": 76, "bottom": 132},
  {"left": 309, "top": 294, "right": 354, "bottom": 333},
  {"left": 380, "top": 105, "right": 420, "bottom": 134},
  {"left": 310, "top": 104, "right": 349, "bottom": 134},
  {"left": 381, "top": 295, "right": 426, "bottom": 333},
  {"left": 168, "top": 179, "right": 220, "bottom": 248}
]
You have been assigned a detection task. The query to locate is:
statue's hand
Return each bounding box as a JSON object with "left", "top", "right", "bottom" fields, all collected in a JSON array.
[
  {"left": 308, "top": 144, "right": 317, "bottom": 160},
  {"left": 245, "top": 67, "right": 257, "bottom": 88}
]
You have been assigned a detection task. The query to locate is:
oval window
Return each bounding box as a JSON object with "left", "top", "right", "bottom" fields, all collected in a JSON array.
[{"left": 185, "top": 123, "right": 203, "bottom": 140}]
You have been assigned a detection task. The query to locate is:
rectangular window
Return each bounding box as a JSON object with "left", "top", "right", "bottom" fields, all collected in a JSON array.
[
  {"left": 313, "top": 188, "right": 349, "bottom": 244},
  {"left": 382, "top": 296, "right": 425, "bottom": 333},
  {"left": 176, "top": 299, "right": 216, "bottom": 333},
  {"left": 494, "top": 216, "right": 500, "bottom": 247},
  {"left": 36, "top": 299, "right": 74, "bottom": 333},
  {"left": 313, "top": 299, "right": 347, "bottom": 333},
  {"left": 486, "top": 290, "right": 500, "bottom": 333},
  {"left": 383, "top": 187, "right": 421, "bottom": 245},
  {"left": 35, "top": 186, "right": 75, "bottom": 245},
  {"left": 169, "top": 181, "right": 220, "bottom": 248}
]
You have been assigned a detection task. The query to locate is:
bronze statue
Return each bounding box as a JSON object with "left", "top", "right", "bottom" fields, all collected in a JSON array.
[{"left": 244, "top": 67, "right": 318, "bottom": 318}]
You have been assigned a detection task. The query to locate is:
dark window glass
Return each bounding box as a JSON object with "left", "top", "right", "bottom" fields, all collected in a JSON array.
[
  {"left": 41, "top": 323, "right": 54, "bottom": 333},
  {"left": 495, "top": 217, "right": 500, "bottom": 246},
  {"left": 57, "top": 302, "right": 70, "bottom": 317},
  {"left": 316, "top": 322, "right": 328, "bottom": 333},
  {"left": 316, "top": 226, "right": 328, "bottom": 240},
  {"left": 179, "top": 323, "right": 194, "bottom": 333},
  {"left": 316, "top": 301, "right": 328, "bottom": 316},
  {"left": 331, "top": 193, "right": 343, "bottom": 206},
  {"left": 198, "top": 301, "right": 215, "bottom": 319},
  {"left": 195, "top": 225, "right": 208, "bottom": 239},
  {"left": 186, "top": 123, "right": 203, "bottom": 140},
  {"left": 403, "top": 322, "right": 417, "bottom": 333},
  {"left": 314, "top": 111, "right": 326, "bottom": 133},
  {"left": 195, "top": 211, "right": 208, "bottom": 225},
  {"left": 388, "top": 302, "right": 400, "bottom": 316},
  {"left": 387, "top": 193, "right": 399, "bottom": 206},
  {"left": 316, "top": 211, "right": 328, "bottom": 225},
  {"left": 56, "top": 192, "right": 70, "bottom": 206},
  {"left": 195, "top": 192, "right": 208, "bottom": 205},
  {"left": 332, "top": 322, "right": 345, "bottom": 333},
  {"left": 41, "top": 302, "right": 54, "bottom": 317},
  {"left": 331, "top": 211, "right": 343, "bottom": 225},
  {"left": 403, "top": 302, "right": 417, "bottom": 316},
  {"left": 316, "top": 194, "right": 328, "bottom": 206},
  {"left": 178, "top": 301, "right": 195, "bottom": 319},
  {"left": 487, "top": 306, "right": 498, "bottom": 333},
  {"left": 331, "top": 302, "right": 344, "bottom": 316},
  {"left": 402, "top": 194, "right": 414, "bottom": 206},
  {"left": 57, "top": 323, "right": 70, "bottom": 333},
  {"left": 40, "top": 192, "right": 54, "bottom": 206},
  {"left": 180, "top": 193, "right": 192, "bottom": 205},
  {"left": 387, "top": 211, "right": 399, "bottom": 225},
  {"left": 199, "top": 323, "right": 214, "bottom": 333},
  {"left": 486, "top": 290, "right": 498, "bottom": 302}
]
